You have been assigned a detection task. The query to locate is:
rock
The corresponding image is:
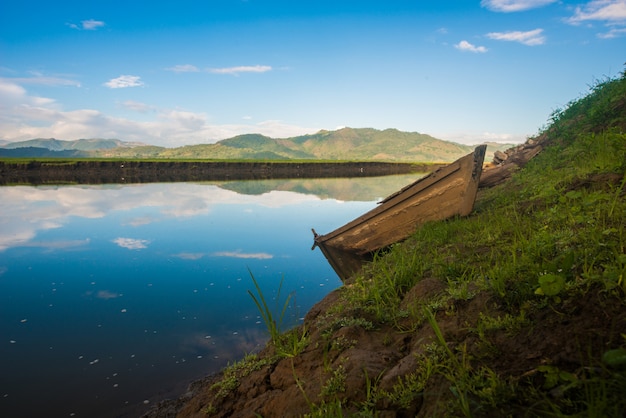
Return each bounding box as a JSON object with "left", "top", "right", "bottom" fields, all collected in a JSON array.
[
  {"left": 480, "top": 134, "right": 547, "bottom": 188},
  {"left": 493, "top": 150, "right": 508, "bottom": 164}
]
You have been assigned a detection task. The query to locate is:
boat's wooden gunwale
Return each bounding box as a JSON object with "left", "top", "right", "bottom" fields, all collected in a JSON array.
[
  {"left": 313, "top": 145, "right": 486, "bottom": 256},
  {"left": 316, "top": 161, "right": 462, "bottom": 244}
]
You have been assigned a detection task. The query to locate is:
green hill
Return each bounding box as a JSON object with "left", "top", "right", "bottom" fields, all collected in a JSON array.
[
  {"left": 292, "top": 128, "right": 473, "bottom": 161},
  {"left": 0, "top": 147, "right": 86, "bottom": 158},
  {"left": 157, "top": 128, "right": 492, "bottom": 162},
  {"left": 2, "top": 137, "right": 142, "bottom": 151},
  {"left": 145, "top": 71, "right": 626, "bottom": 417},
  {"left": 2, "top": 130, "right": 515, "bottom": 162}
]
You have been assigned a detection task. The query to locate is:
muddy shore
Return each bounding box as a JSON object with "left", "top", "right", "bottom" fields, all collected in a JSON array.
[{"left": 0, "top": 160, "right": 439, "bottom": 185}]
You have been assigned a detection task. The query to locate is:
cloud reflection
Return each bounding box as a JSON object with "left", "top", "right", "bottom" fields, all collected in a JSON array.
[
  {"left": 124, "top": 216, "right": 157, "bottom": 227},
  {"left": 0, "top": 176, "right": 390, "bottom": 251},
  {"left": 0, "top": 181, "right": 365, "bottom": 252},
  {"left": 211, "top": 250, "right": 273, "bottom": 260},
  {"left": 96, "top": 290, "right": 122, "bottom": 300},
  {"left": 0, "top": 235, "right": 91, "bottom": 252},
  {"left": 112, "top": 237, "right": 150, "bottom": 250},
  {"left": 173, "top": 253, "right": 205, "bottom": 260},
  {"left": 181, "top": 328, "right": 268, "bottom": 362},
  {"left": 21, "top": 239, "right": 90, "bottom": 251}
]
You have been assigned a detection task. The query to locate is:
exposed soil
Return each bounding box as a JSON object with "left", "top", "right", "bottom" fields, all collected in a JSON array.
[{"left": 143, "top": 281, "right": 626, "bottom": 418}]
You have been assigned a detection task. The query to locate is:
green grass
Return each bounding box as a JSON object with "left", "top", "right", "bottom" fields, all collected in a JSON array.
[
  {"left": 193, "top": 70, "right": 626, "bottom": 418},
  {"left": 247, "top": 270, "right": 310, "bottom": 359},
  {"left": 209, "top": 353, "right": 271, "bottom": 399},
  {"left": 320, "top": 71, "right": 626, "bottom": 416},
  {"left": 345, "top": 126, "right": 625, "bottom": 322},
  {"left": 247, "top": 270, "right": 292, "bottom": 345}
]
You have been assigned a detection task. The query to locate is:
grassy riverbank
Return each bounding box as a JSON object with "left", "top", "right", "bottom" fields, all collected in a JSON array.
[{"left": 147, "top": 71, "right": 626, "bottom": 417}]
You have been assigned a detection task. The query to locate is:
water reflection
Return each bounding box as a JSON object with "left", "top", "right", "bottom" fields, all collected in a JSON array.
[
  {"left": 217, "top": 175, "right": 426, "bottom": 201},
  {"left": 0, "top": 174, "right": 422, "bottom": 418}
]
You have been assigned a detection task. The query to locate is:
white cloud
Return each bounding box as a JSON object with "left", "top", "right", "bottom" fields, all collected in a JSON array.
[
  {"left": 597, "top": 26, "right": 626, "bottom": 37},
  {"left": 486, "top": 28, "right": 546, "bottom": 45},
  {"left": 0, "top": 79, "right": 318, "bottom": 146},
  {"left": 8, "top": 73, "right": 81, "bottom": 87},
  {"left": 0, "top": 78, "right": 56, "bottom": 106},
  {"left": 82, "top": 19, "right": 106, "bottom": 30},
  {"left": 165, "top": 64, "right": 273, "bottom": 75},
  {"left": 160, "top": 109, "right": 207, "bottom": 129},
  {"left": 208, "top": 65, "right": 272, "bottom": 75},
  {"left": 104, "top": 75, "right": 144, "bottom": 89},
  {"left": 436, "top": 131, "right": 527, "bottom": 145},
  {"left": 122, "top": 100, "right": 156, "bottom": 113},
  {"left": 566, "top": 0, "right": 626, "bottom": 25},
  {"left": 68, "top": 19, "right": 106, "bottom": 30},
  {"left": 8, "top": 107, "right": 123, "bottom": 139},
  {"left": 481, "top": 0, "right": 557, "bottom": 12},
  {"left": 455, "top": 40, "right": 488, "bottom": 53},
  {"left": 112, "top": 237, "right": 150, "bottom": 250},
  {"left": 166, "top": 64, "right": 200, "bottom": 73}
]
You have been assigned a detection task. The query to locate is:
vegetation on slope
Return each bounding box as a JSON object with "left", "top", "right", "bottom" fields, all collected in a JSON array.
[
  {"left": 148, "top": 71, "right": 626, "bottom": 418},
  {"left": 0, "top": 137, "right": 140, "bottom": 151},
  {"left": 291, "top": 128, "right": 471, "bottom": 161},
  {"left": 2, "top": 129, "right": 514, "bottom": 162},
  {"left": 118, "top": 128, "right": 478, "bottom": 161}
]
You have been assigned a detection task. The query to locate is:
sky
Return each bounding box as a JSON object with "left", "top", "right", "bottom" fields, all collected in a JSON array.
[{"left": 1, "top": 0, "right": 625, "bottom": 147}]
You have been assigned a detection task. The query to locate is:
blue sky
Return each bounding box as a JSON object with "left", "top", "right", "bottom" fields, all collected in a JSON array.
[{"left": 1, "top": 0, "right": 624, "bottom": 147}]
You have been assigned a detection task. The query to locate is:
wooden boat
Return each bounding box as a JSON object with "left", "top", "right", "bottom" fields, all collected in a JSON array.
[
  {"left": 312, "top": 241, "right": 373, "bottom": 282},
  {"left": 312, "top": 145, "right": 487, "bottom": 267}
]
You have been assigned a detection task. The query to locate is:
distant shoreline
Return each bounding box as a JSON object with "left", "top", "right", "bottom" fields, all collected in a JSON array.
[{"left": 0, "top": 160, "right": 442, "bottom": 185}]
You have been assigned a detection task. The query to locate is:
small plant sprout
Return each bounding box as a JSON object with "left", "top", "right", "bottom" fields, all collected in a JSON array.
[
  {"left": 535, "top": 273, "right": 565, "bottom": 298},
  {"left": 247, "top": 268, "right": 292, "bottom": 345}
]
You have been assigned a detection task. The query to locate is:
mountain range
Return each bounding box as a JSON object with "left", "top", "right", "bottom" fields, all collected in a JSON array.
[{"left": 0, "top": 128, "right": 515, "bottom": 162}]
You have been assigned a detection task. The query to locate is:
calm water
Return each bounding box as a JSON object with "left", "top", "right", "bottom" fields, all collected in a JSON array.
[{"left": 0, "top": 175, "right": 421, "bottom": 417}]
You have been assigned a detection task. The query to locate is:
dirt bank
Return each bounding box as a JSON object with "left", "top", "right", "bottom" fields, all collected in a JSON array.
[
  {"left": 143, "top": 281, "right": 626, "bottom": 417},
  {"left": 0, "top": 161, "right": 439, "bottom": 185}
]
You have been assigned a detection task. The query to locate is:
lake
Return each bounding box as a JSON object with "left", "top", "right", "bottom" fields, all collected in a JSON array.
[{"left": 0, "top": 174, "right": 422, "bottom": 417}]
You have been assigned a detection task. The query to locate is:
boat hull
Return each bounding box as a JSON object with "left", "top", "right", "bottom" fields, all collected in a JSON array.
[{"left": 313, "top": 145, "right": 487, "bottom": 257}]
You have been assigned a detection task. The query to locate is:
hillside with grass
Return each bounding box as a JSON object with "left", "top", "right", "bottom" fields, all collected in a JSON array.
[
  {"left": 113, "top": 128, "right": 484, "bottom": 161},
  {"left": 2, "top": 129, "right": 514, "bottom": 163},
  {"left": 145, "top": 71, "right": 626, "bottom": 417},
  {"left": 0, "top": 137, "right": 143, "bottom": 151},
  {"left": 288, "top": 128, "right": 474, "bottom": 161}
]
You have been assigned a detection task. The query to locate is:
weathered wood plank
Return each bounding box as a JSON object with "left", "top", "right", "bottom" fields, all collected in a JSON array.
[{"left": 313, "top": 145, "right": 487, "bottom": 256}]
